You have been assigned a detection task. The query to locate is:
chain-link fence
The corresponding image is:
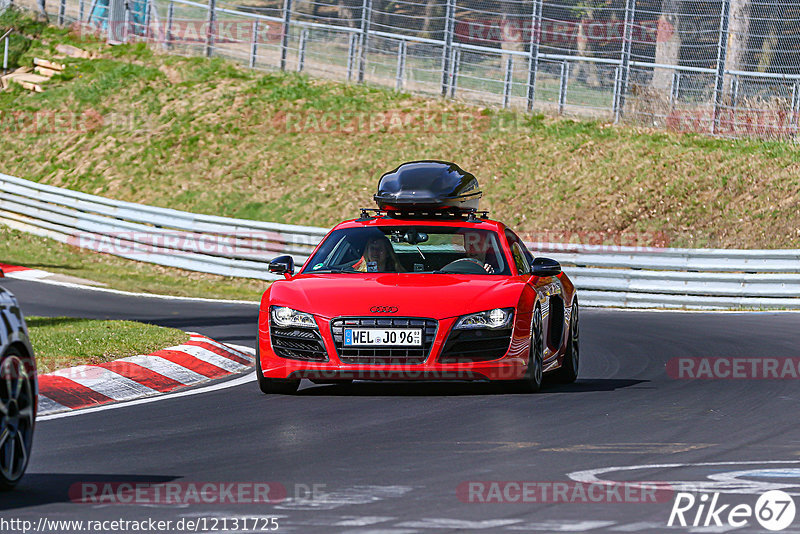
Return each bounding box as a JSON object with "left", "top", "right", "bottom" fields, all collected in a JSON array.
[{"left": 6, "top": 0, "right": 800, "bottom": 138}]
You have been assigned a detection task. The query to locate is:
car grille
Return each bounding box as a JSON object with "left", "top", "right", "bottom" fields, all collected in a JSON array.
[
  {"left": 439, "top": 328, "right": 513, "bottom": 363},
  {"left": 270, "top": 324, "right": 328, "bottom": 362},
  {"left": 330, "top": 317, "right": 437, "bottom": 365}
]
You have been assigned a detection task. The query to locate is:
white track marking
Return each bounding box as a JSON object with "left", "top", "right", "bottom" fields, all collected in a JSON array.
[
  {"left": 569, "top": 460, "right": 800, "bottom": 495},
  {"left": 37, "top": 369, "right": 255, "bottom": 421},
  {"left": 507, "top": 521, "right": 615, "bottom": 531},
  {"left": 4, "top": 274, "right": 259, "bottom": 305},
  {"left": 116, "top": 355, "right": 207, "bottom": 385},
  {"left": 396, "top": 518, "right": 522, "bottom": 529},
  {"left": 333, "top": 517, "right": 396, "bottom": 526},
  {"left": 49, "top": 366, "right": 158, "bottom": 400}
]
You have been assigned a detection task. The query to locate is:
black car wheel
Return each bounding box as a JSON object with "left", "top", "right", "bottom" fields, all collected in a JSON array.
[
  {"left": 256, "top": 345, "right": 300, "bottom": 395},
  {"left": 554, "top": 300, "right": 579, "bottom": 384},
  {"left": 0, "top": 347, "right": 35, "bottom": 490},
  {"left": 510, "top": 306, "right": 543, "bottom": 393}
]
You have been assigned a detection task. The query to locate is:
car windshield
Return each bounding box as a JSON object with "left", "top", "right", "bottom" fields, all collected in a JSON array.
[{"left": 302, "top": 226, "right": 510, "bottom": 275}]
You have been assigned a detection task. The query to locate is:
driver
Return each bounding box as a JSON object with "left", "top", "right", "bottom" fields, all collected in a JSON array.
[
  {"left": 352, "top": 234, "right": 405, "bottom": 272},
  {"left": 463, "top": 231, "right": 496, "bottom": 274}
]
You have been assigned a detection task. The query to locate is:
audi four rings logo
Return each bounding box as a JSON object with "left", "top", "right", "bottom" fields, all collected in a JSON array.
[{"left": 370, "top": 306, "right": 398, "bottom": 313}]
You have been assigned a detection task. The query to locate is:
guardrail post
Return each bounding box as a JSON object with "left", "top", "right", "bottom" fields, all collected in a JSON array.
[
  {"left": 712, "top": 0, "right": 730, "bottom": 134},
  {"left": 205, "top": 0, "right": 216, "bottom": 57},
  {"left": 395, "top": 39, "right": 406, "bottom": 91},
  {"left": 526, "top": 0, "right": 542, "bottom": 111},
  {"left": 346, "top": 32, "right": 356, "bottom": 81},
  {"left": 440, "top": 0, "right": 455, "bottom": 96},
  {"left": 558, "top": 60, "right": 569, "bottom": 114},
  {"left": 249, "top": 20, "right": 259, "bottom": 69},
  {"left": 58, "top": 0, "right": 66, "bottom": 25},
  {"left": 449, "top": 48, "right": 460, "bottom": 98},
  {"left": 297, "top": 28, "right": 308, "bottom": 72},
  {"left": 357, "top": 0, "right": 372, "bottom": 83},
  {"left": 165, "top": 0, "right": 174, "bottom": 50},
  {"left": 502, "top": 56, "right": 513, "bottom": 109},
  {"left": 615, "top": 0, "right": 635, "bottom": 123},
  {"left": 280, "top": 0, "right": 292, "bottom": 70}
]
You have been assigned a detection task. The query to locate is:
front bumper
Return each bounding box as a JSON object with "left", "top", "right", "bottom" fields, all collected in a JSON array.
[{"left": 258, "top": 313, "right": 530, "bottom": 381}]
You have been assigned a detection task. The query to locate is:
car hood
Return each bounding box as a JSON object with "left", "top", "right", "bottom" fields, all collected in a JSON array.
[{"left": 266, "top": 274, "right": 527, "bottom": 320}]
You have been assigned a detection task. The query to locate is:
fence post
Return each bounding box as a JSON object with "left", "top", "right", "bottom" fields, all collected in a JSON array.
[
  {"left": 526, "top": 0, "right": 542, "bottom": 111},
  {"left": 143, "top": 0, "right": 151, "bottom": 41},
  {"left": 558, "top": 60, "right": 569, "bottom": 114},
  {"left": 357, "top": 0, "right": 372, "bottom": 83},
  {"left": 669, "top": 71, "right": 680, "bottom": 109},
  {"left": 449, "top": 48, "right": 460, "bottom": 98},
  {"left": 297, "top": 28, "right": 308, "bottom": 72},
  {"left": 615, "top": 0, "right": 635, "bottom": 123},
  {"left": 123, "top": 4, "right": 130, "bottom": 42},
  {"left": 79, "top": 0, "right": 85, "bottom": 23},
  {"left": 791, "top": 82, "right": 800, "bottom": 132},
  {"left": 249, "top": 20, "right": 259, "bottom": 69},
  {"left": 165, "top": 0, "right": 174, "bottom": 50},
  {"left": 731, "top": 74, "right": 739, "bottom": 107},
  {"left": 205, "top": 0, "right": 216, "bottom": 57},
  {"left": 2, "top": 35, "right": 9, "bottom": 76},
  {"left": 395, "top": 39, "right": 406, "bottom": 91},
  {"left": 346, "top": 32, "right": 356, "bottom": 81},
  {"left": 502, "top": 56, "right": 513, "bottom": 109},
  {"left": 712, "top": 0, "right": 730, "bottom": 134},
  {"left": 440, "top": 0, "right": 455, "bottom": 96},
  {"left": 58, "top": 0, "right": 66, "bottom": 25},
  {"left": 280, "top": 0, "right": 293, "bottom": 70}
]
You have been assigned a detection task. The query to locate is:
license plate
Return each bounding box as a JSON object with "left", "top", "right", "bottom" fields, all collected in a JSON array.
[{"left": 344, "top": 328, "right": 422, "bottom": 346}]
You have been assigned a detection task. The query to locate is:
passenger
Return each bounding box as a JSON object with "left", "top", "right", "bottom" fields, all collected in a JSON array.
[{"left": 353, "top": 235, "right": 406, "bottom": 272}]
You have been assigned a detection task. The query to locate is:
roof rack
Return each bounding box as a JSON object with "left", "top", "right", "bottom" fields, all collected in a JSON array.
[{"left": 357, "top": 207, "right": 489, "bottom": 222}]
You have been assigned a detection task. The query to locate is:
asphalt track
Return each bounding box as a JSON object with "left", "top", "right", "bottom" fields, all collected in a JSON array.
[{"left": 2, "top": 277, "right": 800, "bottom": 533}]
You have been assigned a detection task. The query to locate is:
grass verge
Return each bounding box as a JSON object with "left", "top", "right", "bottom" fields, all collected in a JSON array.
[{"left": 26, "top": 316, "right": 190, "bottom": 374}]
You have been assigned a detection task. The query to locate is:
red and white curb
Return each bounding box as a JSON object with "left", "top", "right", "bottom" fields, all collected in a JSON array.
[
  {"left": 37, "top": 333, "right": 254, "bottom": 415},
  {"left": 0, "top": 262, "right": 49, "bottom": 280}
]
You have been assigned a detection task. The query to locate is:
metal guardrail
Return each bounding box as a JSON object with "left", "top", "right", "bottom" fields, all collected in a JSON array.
[{"left": 1, "top": 173, "right": 799, "bottom": 309}]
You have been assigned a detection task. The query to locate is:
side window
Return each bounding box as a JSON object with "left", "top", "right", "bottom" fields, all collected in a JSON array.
[{"left": 505, "top": 229, "right": 531, "bottom": 275}]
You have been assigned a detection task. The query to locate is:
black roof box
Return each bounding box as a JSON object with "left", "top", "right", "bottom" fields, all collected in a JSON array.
[{"left": 374, "top": 161, "right": 482, "bottom": 212}]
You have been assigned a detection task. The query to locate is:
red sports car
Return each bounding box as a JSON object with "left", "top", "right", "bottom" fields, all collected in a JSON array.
[{"left": 257, "top": 161, "right": 579, "bottom": 394}]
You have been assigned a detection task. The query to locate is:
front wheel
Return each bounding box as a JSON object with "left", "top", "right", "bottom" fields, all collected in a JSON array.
[
  {"left": 554, "top": 300, "right": 579, "bottom": 384},
  {"left": 256, "top": 346, "right": 299, "bottom": 395},
  {"left": 509, "top": 306, "right": 544, "bottom": 393},
  {"left": 0, "top": 348, "right": 36, "bottom": 491}
]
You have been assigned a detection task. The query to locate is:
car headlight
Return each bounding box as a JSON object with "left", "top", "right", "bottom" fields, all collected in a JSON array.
[
  {"left": 271, "top": 306, "right": 317, "bottom": 328},
  {"left": 454, "top": 308, "right": 514, "bottom": 330}
]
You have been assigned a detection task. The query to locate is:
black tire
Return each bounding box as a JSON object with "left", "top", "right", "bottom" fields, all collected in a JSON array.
[
  {"left": 0, "top": 347, "right": 35, "bottom": 491},
  {"left": 554, "top": 300, "right": 579, "bottom": 384},
  {"left": 256, "top": 345, "right": 300, "bottom": 395},
  {"left": 509, "top": 306, "right": 544, "bottom": 393}
]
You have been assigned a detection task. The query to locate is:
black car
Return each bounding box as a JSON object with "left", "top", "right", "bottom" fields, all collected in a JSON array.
[{"left": 0, "top": 271, "right": 37, "bottom": 490}]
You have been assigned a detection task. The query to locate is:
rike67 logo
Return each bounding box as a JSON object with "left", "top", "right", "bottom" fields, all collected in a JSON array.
[{"left": 668, "top": 490, "right": 796, "bottom": 531}]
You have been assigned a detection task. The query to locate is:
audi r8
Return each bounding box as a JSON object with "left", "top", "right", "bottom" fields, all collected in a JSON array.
[{"left": 256, "top": 161, "right": 579, "bottom": 394}]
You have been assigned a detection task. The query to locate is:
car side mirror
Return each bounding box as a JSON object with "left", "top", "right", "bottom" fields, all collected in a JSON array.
[
  {"left": 531, "top": 257, "right": 561, "bottom": 277},
  {"left": 269, "top": 255, "right": 295, "bottom": 279}
]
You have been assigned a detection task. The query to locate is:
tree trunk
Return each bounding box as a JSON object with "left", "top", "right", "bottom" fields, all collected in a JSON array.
[
  {"left": 651, "top": 0, "right": 681, "bottom": 90},
  {"left": 421, "top": 0, "right": 437, "bottom": 39},
  {"left": 756, "top": 1, "right": 779, "bottom": 73},
  {"left": 575, "top": 16, "right": 600, "bottom": 87},
  {"left": 724, "top": 0, "right": 751, "bottom": 95}
]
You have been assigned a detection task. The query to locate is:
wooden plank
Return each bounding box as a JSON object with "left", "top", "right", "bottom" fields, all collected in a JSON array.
[{"left": 33, "top": 58, "right": 65, "bottom": 71}]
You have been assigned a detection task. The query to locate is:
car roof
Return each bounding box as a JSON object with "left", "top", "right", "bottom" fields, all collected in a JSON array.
[{"left": 332, "top": 216, "right": 507, "bottom": 232}]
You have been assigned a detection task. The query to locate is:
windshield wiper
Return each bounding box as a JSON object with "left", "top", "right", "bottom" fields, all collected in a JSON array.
[{"left": 308, "top": 267, "right": 359, "bottom": 273}]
